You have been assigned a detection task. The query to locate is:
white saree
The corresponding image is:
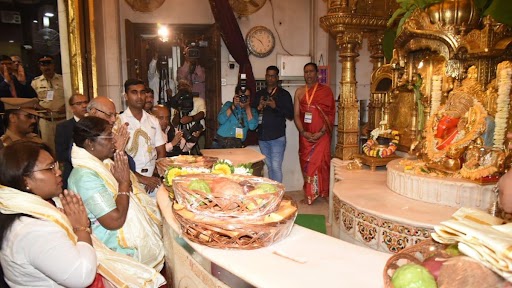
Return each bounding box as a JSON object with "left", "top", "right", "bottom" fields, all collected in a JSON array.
[
  {"left": 0, "top": 185, "right": 166, "bottom": 287},
  {"left": 71, "top": 145, "right": 165, "bottom": 271}
]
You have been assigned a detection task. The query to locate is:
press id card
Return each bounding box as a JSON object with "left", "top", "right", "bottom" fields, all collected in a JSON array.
[
  {"left": 235, "top": 128, "right": 244, "bottom": 139},
  {"left": 46, "top": 90, "right": 54, "bottom": 101},
  {"left": 304, "top": 112, "right": 313, "bottom": 123}
]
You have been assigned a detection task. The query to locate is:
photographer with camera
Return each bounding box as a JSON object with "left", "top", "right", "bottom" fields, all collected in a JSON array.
[
  {"left": 251, "top": 66, "right": 294, "bottom": 182},
  {"left": 213, "top": 78, "right": 258, "bottom": 149},
  {"left": 166, "top": 80, "right": 205, "bottom": 153},
  {"left": 177, "top": 46, "right": 205, "bottom": 100}
]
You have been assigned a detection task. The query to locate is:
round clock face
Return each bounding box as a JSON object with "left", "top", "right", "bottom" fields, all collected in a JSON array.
[{"left": 246, "top": 26, "right": 275, "bottom": 58}]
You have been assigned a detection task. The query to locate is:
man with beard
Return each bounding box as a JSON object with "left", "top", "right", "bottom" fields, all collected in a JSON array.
[
  {"left": 0, "top": 98, "right": 42, "bottom": 148},
  {"left": 144, "top": 87, "right": 155, "bottom": 113}
]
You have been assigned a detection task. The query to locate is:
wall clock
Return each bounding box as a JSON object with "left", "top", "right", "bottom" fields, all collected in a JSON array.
[
  {"left": 246, "top": 26, "right": 275, "bottom": 58},
  {"left": 125, "top": 0, "right": 165, "bottom": 12}
]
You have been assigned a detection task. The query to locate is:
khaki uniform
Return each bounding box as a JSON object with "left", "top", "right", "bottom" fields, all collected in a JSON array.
[
  {"left": 0, "top": 129, "right": 42, "bottom": 149},
  {"left": 31, "top": 74, "right": 65, "bottom": 151}
]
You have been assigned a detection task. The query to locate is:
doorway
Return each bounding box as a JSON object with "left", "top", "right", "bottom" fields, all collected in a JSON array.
[{"left": 125, "top": 21, "right": 221, "bottom": 148}]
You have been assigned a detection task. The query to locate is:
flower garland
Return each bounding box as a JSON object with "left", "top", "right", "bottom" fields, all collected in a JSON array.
[
  {"left": 362, "top": 131, "right": 400, "bottom": 158},
  {"left": 430, "top": 75, "right": 442, "bottom": 116},
  {"left": 493, "top": 66, "right": 512, "bottom": 148}
]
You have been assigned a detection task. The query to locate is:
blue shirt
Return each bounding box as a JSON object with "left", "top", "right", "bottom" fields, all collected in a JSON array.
[{"left": 216, "top": 101, "right": 258, "bottom": 141}]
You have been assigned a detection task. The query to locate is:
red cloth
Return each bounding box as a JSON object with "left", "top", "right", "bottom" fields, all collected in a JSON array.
[
  {"left": 298, "top": 84, "right": 335, "bottom": 204},
  {"left": 87, "top": 274, "right": 105, "bottom": 288}
]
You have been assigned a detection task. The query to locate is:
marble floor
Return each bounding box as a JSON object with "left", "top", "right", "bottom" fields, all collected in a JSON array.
[{"left": 285, "top": 190, "right": 332, "bottom": 235}]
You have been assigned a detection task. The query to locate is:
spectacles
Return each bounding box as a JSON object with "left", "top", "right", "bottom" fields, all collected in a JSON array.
[
  {"left": 39, "top": 61, "right": 52, "bottom": 66},
  {"left": 265, "top": 74, "right": 278, "bottom": 78},
  {"left": 31, "top": 161, "right": 59, "bottom": 175},
  {"left": 94, "top": 107, "right": 117, "bottom": 118},
  {"left": 72, "top": 100, "right": 89, "bottom": 106},
  {"left": 95, "top": 135, "right": 114, "bottom": 140}
]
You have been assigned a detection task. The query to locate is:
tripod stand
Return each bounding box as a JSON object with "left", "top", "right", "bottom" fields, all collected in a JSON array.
[{"left": 158, "top": 56, "right": 170, "bottom": 104}]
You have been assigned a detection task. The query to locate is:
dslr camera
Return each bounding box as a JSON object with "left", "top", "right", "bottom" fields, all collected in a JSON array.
[
  {"left": 167, "top": 88, "right": 195, "bottom": 115},
  {"left": 181, "top": 122, "right": 203, "bottom": 142},
  {"left": 239, "top": 73, "right": 248, "bottom": 104},
  {"left": 263, "top": 92, "right": 273, "bottom": 102}
]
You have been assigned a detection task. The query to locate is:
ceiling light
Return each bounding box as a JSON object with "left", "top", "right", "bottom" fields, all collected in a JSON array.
[
  {"left": 33, "top": 20, "right": 38, "bottom": 23},
  {"left": 44, "top": 12, "right": 54, "bottom": 17},
  {"left": 157, "top": 24, "right": 169, "bottom": 42},
  {"left": 9, "top": 40, "right": 14, "bottom": 43}
]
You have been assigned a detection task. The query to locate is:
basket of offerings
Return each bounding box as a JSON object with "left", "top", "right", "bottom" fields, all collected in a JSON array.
[
  {"left": 172, "top": 197, "right": 298, "bottom": 249},
  {"left": 384, "top": 208, "right": 512, "bottom": 288},
  {"left": 156, "top": 155, "right": 218, "bottom": 176},
  {"left": 172, "top": 173, "right": 285, "bottom": 218}
]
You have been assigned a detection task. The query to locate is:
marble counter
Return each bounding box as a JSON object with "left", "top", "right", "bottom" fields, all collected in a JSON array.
[
  {"left": 329, "top": 158, "right": 457, "bottom": 253},
  {"left": 157, "top": 185, "right": 391, "bottom": 288}
]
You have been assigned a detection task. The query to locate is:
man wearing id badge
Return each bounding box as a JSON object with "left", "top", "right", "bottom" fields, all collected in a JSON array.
[
  {"left": 213, "top": 81, "right": 258, "bottom": 149},
  {"left": 31, "top": 55, "right": 66, "bottom": 152},
  {"left": 294, "top": 62, "right": 335, "bottom": 205},
  {"left": 252, "top": 66, "right": 293, "bottom": 183}
]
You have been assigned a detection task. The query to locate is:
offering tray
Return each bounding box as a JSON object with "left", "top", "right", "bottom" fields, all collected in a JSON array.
[
  {"left": 172, "top": 197, "right": 298, "bottom": 249},
  {"left": 173, "top": 173, "right": 285, "bottom": 218},
  {"left": 383, "top": 239, "right": 449, "bottom": 288},
  {"left": 156, "top": 155, "right": 218, "bottom": 176}
]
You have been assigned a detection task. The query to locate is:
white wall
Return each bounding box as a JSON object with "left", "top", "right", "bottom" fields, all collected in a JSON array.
[{"left": 115, "top": 0, "right": 373, "bottom": 191}]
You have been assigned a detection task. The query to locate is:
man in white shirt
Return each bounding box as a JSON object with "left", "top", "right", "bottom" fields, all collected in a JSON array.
[{"left": 120, "top": 79, "right": 166, "bottom": 194}]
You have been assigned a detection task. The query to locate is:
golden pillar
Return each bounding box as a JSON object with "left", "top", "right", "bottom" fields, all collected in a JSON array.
[
  {"left": 336, "top": 32, "right": 362, "bottom": 159},
  {"left": 320, "top": 0, "right": 397, "bottom": 159}
]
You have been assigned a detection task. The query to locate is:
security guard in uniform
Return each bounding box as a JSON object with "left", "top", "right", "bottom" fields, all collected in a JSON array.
[
  {"left": 0, "top": 97, "right": 42, "bottom": 148},
  {"left": 31, "top": 55, "right": 65, "bottom": 152}
]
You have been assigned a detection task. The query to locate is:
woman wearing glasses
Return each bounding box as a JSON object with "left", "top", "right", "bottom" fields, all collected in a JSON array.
[
  {"left": 0, "top": 141, "right": 97, "bottom": 287},
  {"left": 67, "top": 116, "right": 164, "bottom": 271}
]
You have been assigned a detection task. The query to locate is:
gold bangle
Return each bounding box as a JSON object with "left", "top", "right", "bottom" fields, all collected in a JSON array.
[{"left": 73, "top": 226, "right": 91, "bottom": 234}]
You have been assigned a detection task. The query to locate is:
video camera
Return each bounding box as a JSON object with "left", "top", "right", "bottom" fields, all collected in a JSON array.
[
  {"left": 181, "top": 121, "right": 204, "bottom": 142},
  {"left": 185, "top": 43, "right": 200, "bottom": 59},
  {"left": 239, "top": 74, "right": 248, "bottom": 104},
  {"left": 167, "top": 88, "right": 195, "bottom": 115}
]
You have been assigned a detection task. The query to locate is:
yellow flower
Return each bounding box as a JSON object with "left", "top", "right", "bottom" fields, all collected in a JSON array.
[
  {"left": 212, "top": 163, "right": 232, "bottom": 175},
  {"left": 166, "top": 168, "right": 182, "bottom": 185}
]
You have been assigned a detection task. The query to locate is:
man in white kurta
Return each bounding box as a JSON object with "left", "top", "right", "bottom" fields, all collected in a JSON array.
[{"left": 120, "top": 79, "right": 166, "bottom": 195}]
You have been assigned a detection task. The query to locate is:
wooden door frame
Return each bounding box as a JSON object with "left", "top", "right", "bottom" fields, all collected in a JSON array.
[{"left": 125, "top": 21, "right": 221, "bottom": 148}]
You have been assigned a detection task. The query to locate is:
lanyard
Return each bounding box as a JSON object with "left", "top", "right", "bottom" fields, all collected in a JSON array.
[
  {"left": 231, "top": 105, "right": 245, "bottom": 128},
  {"left": 305, "top": 83, "right": 318, "bottom": 108},
  {"left": 269, "top": 87, "right": 277, "bottom": 97}
]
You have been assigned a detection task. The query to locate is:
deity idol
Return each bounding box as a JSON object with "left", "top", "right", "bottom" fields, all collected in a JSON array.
[{"left": 423, "top": 91, "right": 488, "bottom": 173}]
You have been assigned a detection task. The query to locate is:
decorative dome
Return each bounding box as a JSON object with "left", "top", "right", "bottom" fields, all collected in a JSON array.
[{"left": 427, "top": 0, "right": 480, "bottom": 30}]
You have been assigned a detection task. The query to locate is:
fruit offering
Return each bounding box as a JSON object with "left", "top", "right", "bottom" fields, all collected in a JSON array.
[
  {"left": 172, "top": 173, "right": 285, "bottom": 218},
  {"left": 391, "top": 263, "right": 437, "bottom": 288}
]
